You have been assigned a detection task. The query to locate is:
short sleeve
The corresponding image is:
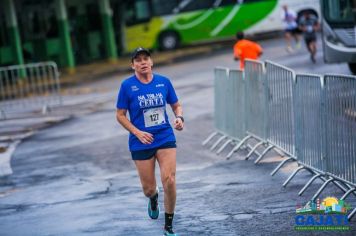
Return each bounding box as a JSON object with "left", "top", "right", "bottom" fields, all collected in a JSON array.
[
  {"left": 116, "top": 83, "right": 129, "bottom": 109},
  {"left": 234, "top": 43, "right": 241, "bottom": 58},
  {"left": 166, "top": 79, "right": 178, "bottom": 105}
]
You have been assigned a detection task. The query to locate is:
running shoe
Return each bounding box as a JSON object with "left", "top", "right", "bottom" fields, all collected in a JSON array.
[
  {"left": 286, "top": 46, "right": 293, "bottom": 53},
  {"left": 164, "top": 226, "right": 178, "bottom": 236},
  {"left": 148, "top": 186, "right": 159, "bottom": 219}
]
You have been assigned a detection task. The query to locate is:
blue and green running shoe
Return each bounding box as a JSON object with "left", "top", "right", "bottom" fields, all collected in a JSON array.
[
  {"left": 164, "top": 226, "right": 178, "bottom": 236},
  {"left": 148, "top": 186, "right": 159, "bottom": 219}
]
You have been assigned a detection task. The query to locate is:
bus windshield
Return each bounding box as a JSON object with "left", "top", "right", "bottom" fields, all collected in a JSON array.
[{"left": 323, "top": 0, "right": 356, "bottom": 26}]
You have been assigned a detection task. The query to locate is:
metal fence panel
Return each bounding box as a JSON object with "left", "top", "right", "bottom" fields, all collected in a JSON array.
[
  {"left": 214, "top": 67, "right": 229, "bottom": 134},
  {"left": 228, "top": 69, "right": 245, "bottom": 140},
  {"left": 324, "top": 74, "right": 356, "bottom": 185},
  {"left": 294, "top": 74, "right": 325, "bottom": 171},
  {"left": 244, "top": 60, "right": 267, "bottom": 140},
  {"left": 265, "top": 60, "right": 295, "bottom": 157},
  {"left": 0, "top": 62, "right": 61, "bottom": 116}
]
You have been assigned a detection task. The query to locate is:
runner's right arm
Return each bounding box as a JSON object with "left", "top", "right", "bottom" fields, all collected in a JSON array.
[{"left": 116, "top": 109, "right": 153, "bottom": 145}]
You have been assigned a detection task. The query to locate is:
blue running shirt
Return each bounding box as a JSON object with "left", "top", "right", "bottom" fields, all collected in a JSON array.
[{"left": 116, "top": 74, "right": 178, "bottom": 151}]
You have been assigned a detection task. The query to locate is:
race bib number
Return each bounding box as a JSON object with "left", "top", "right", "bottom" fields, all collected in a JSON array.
[{"left": 143, "top": 107, "right": 166, "bottom": 127}]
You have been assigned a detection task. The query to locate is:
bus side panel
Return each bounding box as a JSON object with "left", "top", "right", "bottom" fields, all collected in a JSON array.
[
  {"left": 163, "top": 1, "right": 278, "bottom": 44},
  {"left": 217, "top": 1, "right": 278, "bottom": 37},
  {"left": 165, "top": 9, "right": 229, "bottom": 43},
  {"left": 124, "top": 17, "right": 164, "bottom": 52}
]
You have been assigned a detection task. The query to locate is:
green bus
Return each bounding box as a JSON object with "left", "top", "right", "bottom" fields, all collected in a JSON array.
[{"left": 122, "top": 0, "right": 320, "bottom": 52}]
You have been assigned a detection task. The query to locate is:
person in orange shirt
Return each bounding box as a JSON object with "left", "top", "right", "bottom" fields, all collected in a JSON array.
[{"left": 233, "top": 31, "right": 263, "bottom": 69}]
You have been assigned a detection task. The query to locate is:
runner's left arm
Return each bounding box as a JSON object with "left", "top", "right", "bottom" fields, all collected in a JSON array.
[{"left": 170, "top": 102, "right": 184, "bottom": 131}]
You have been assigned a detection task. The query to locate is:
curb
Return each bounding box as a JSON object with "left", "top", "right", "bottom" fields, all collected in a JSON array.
[{"left": 59, "top": 46, "right": 215, "bottom": 87}]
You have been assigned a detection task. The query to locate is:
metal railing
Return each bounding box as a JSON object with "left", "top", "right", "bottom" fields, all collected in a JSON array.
[
  {"left": 203, "top": 61, "right": 356, "bottom": 220},
  {"left": 265, "top": 61, "right": 296, "bottom": 158},
  {"left": 245, "top": 60, "right": 267, "bottom": 141},
  {"left": 0, "top": 62, "right": 61, "bottom": 119},
  {"left": 324, "top": 74, "right": 356, "bottom": 186},
  {"left": 203, "top": 67, "right": 248, "bottom": 155}
]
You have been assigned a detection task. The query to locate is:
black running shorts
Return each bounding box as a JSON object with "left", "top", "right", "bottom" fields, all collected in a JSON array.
[{"left": 131, "top": 141, "right": 177, "bottom": 160}]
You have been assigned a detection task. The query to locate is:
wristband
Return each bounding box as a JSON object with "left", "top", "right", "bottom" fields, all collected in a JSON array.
[{"left": 176, "top": 116, "right": 184, "bottom": 123}]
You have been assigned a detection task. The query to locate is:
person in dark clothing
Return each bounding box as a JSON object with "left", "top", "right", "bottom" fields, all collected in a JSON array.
[{"left": 298, "top": 12, "right": 320, "bottom": 63}]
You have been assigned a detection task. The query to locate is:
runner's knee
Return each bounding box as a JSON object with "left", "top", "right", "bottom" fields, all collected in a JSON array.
[
  {"left": 163, "top": 173, "right": 176, "bottom": 188},
  {"left": 142, "top": 185, "right": 157, "bottom": 197}
]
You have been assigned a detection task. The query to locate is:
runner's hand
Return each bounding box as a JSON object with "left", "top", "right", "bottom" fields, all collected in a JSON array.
[
  {"left": 135, "top": 131, "right": 154, "bottom": 144},
  {"left": 174, "top": 118, "right": 184, "bottom": 131}
]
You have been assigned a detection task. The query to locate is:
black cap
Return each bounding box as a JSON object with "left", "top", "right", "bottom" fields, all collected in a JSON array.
[{"left": 131, "top": 47, "right": 151, "bottom": 62}]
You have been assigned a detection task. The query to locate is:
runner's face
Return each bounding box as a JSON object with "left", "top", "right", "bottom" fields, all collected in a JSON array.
[{"left": 132, "top": 53, "right": 153, "bottom": 74}]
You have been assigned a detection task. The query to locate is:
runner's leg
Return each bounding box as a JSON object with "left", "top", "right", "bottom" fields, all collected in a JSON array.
[
  {"left": 156, "top": 148, "right": 177, "bottom": 234},
  {"left": 156, "top": 148, "right": 177, "bottom": 213},
  {"left": 293, "top": 30, "right": 301, "bottom": 49},
  {"left": 134, "top": 158, "right": 157, "bottom": 198},
  {"left": 309, "top": 40, "right": 317, "bottom": 62},
  {"left": 285, "top": 31, "right": 293, "bottom": 52}
]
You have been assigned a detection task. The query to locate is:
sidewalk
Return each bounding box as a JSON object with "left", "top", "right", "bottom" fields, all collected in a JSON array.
[{"left": 59, "top": 46, "right": 215, "bottom": 87}]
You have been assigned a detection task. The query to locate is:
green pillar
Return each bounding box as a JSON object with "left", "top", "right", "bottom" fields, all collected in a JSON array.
[
  {"left": 4, "top": 0, "right": 24, "bottom": 66},
  {"left": 55, "top": 0, "right": 75, "bottom": 73},
  {"left": 99, "top": 0, "right": 118, "bottom": 63}
]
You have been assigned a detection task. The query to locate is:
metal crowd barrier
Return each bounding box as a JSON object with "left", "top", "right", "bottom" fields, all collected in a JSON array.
[
  {"left": 263, "top": 61, "right": 300, "bottom": 178},
  {"left": 265, "top": 61, "right": 295, "bottom": 158},
  {"left": 282, "top": 74, "right": 346, "bottom": 202},
  {"left": 245, "top": 60, "right": 267, "bottom": 141},
  {"left": 227, "top": 70, "right": 245, "bottom": 144},
  {"left": 202, "top": 67, "right": 229, "bottom": 149},
  {"left": 324, "top": 74, "right": 356, "bottom": 187},
  {"left": 0, "top": 62, "right": 61, "bottom": 119},
  {"left": 215, "top": 69, "right": 246, "bottom": 155},
  {"left": 321, "top": 75, "right": 356, "bottom": 221},
  {"left": 290, "top": 74, "right": 327, "bottom": 194},
  {"left": 227, "top": 60, "right": 270, "bottom": 161},
  {"left": 203, "top": 61, "right": 356, "bottom": 220},
  {"left": 202, "top": 68, "right": 246, "bottom": 155}
]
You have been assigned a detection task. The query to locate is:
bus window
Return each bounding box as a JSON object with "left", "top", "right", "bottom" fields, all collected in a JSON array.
[
  {"left": 178, "top": 0, "right": 216, "bottom": 13},
  {"left": 220, "top": 0, "right": 241, "bottom": 6},
  {"left": 125, "top": 0, "right": 151, "bottom": 26},
  {"left": 152, "top": 0, "right": 179, "bottom": 16},
  {"left": 324, "top": 0, "right": 355, "bottom": 24},
  {"left": 135, "top": 0, "right": 151, "bottom": 19}
]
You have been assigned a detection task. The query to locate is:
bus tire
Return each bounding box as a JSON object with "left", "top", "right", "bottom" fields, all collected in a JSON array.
[
  {"left": 159, "top": 31, "right": 180, "bottom": 50},
  {"left": 348, "top": 63, "right": 356, "bottom": 75}
]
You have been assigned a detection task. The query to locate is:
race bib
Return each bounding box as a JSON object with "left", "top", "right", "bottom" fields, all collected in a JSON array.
[{"left": 143, "top": 107, "right": 166, "bottom": 127}]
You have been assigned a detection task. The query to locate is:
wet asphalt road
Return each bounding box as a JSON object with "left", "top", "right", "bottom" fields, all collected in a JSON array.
[{"left": 0, "top": 36, "right": 355, "bottom": 235}]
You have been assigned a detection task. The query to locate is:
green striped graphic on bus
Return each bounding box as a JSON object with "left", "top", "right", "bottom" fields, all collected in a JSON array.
[{"left": 122, "top": 0, "right": 320, "bottom": 52}]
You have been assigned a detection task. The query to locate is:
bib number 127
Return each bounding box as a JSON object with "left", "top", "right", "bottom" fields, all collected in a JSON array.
[
  {"left": 150, "top": 113, "right": 159, "bottom": 121},
  {"left": 144, "top": 107, "right": 166, "bottom": 127}
]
